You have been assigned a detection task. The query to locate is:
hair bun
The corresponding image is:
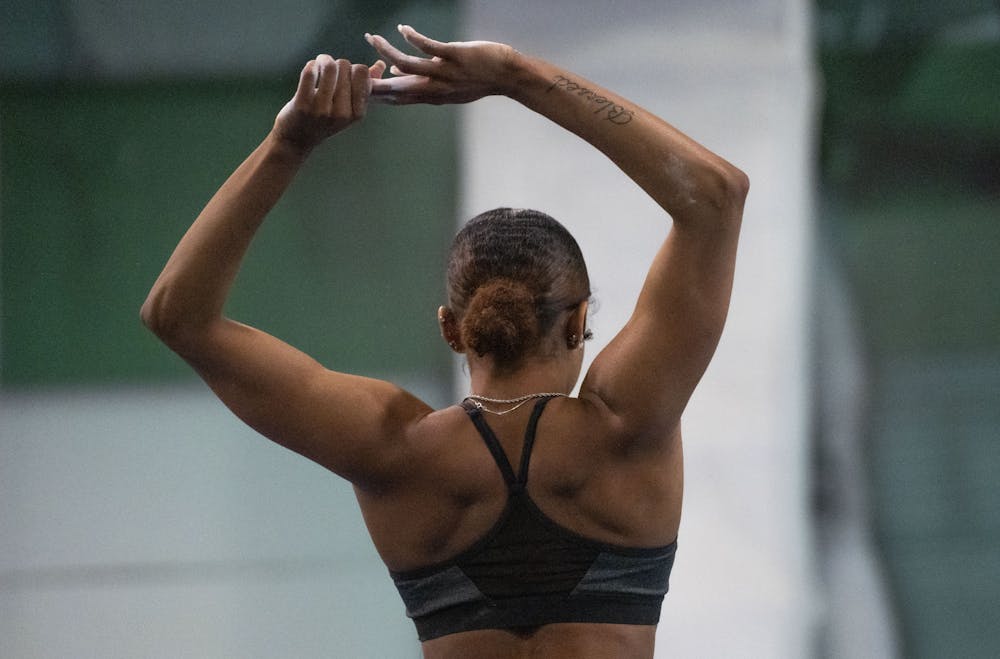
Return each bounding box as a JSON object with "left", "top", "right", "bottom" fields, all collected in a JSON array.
[{"left": 461, "top": 278, "right": 539, "bottom": 366}]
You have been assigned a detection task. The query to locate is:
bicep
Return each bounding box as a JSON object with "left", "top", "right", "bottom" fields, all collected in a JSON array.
[
  {"left": 580, "top": 214, "right": 742, "bottom": 435},
  {"left": 173, "top": 319, "right": 430, "bottom": 487}
]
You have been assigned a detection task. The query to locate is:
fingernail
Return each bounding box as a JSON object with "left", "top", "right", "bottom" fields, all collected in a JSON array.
[{"left": 397, "top": 24, "right": 404, "bottom": 32}]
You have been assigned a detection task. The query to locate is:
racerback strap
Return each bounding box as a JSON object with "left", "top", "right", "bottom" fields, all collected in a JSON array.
[{"left": 461, "top": 397, "right": 553, "bottom": 491}]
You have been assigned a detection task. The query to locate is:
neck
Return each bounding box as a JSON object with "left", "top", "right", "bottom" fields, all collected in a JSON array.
[{"left": 466, "top": 356, "right": 577, "bottom": 399}]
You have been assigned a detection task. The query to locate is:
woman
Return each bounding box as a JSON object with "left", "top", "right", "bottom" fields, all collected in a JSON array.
[{"left": 142, "top": 26, "right": 747, "bottom": 659}]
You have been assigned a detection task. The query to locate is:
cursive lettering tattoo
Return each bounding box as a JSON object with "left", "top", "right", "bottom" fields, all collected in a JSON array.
[{"left": 547, "top": 75, "right": 634, "bottom": 125}]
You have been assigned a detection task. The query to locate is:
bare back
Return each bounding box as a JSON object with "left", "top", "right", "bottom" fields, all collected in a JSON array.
[
  {"left": 354, "top": 397, "right": 682, "bottom": 657},
  {"left": 421, "top": 623, "right": 657, "bottom": 659}
]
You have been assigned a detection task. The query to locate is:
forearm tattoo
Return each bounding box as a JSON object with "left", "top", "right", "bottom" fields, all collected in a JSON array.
[{"left": 547, "top": 75, "right": 634, "bottom": 125}]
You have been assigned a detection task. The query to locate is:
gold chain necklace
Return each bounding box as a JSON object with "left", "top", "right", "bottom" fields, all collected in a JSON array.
[{"left": 464, "top": 392, "right": 568, "bottom": 415}]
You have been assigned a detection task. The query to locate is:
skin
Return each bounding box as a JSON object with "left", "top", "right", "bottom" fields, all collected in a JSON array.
[{"left": 142, "top": 25, "right": 748, "bottom": 659}]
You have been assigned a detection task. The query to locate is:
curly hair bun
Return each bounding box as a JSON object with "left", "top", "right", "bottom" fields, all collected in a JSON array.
[{"left": 461, "top": 278, "right": 540, "bottom": 365}]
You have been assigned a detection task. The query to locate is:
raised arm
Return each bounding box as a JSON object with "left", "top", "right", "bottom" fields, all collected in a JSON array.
[
  {"left": 368, "top": 27, "right": 748, "bottom": 438},
  {"left": 141, "top": 56, "right": 431, "bottom": 489}
]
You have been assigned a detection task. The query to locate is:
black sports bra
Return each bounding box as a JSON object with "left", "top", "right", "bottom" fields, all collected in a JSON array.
[{"left": 388, "top": 397, "right": 677, "bottom": 641}]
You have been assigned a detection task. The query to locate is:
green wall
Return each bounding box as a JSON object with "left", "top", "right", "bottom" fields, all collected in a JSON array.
[
  {"left": 1, "top": 80, "right": 457, "bottom": 386},
  {"left": 1, "top": 4, "right": 454, "bottom": 657},
  {"left": 818, "top": 3, "right": 1000, "bottom": 656}
]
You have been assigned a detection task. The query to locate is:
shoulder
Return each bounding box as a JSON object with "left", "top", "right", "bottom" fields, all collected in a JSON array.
[
  {"left": 300, "top": 374, "right": 440, "bottom": 490},
  {"left": 569, "top": 390, "right": 678, "bottom": 454},
  {"left": 369, "top": 403, "right": 489, "bottom": 489}
]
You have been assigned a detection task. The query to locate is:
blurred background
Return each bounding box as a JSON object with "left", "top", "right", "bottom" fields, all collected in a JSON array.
[{"left": 1, "top": 1, "right": 997, "bottom": 657}]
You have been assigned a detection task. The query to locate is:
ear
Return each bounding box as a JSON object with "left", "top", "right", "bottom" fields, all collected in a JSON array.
[
  {"left": 438, "top": 306, "right": 464, "bottom": 353},
  {"left": 564, "top": 300, "right": 589, "bottom": 349}
]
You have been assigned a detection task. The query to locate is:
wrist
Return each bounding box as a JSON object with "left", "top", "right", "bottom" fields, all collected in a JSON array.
[
  {"left": 502, "top": 50, "right": 547, "bottom": 103},
  {"left": 264, "top": 129, "right": 315, "bottom": 164}
]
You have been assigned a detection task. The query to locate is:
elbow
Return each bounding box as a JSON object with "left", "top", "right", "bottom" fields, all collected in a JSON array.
[
  {"left": 658, "top": 151, "right": 748, "bottom": 224},
  {"left": 140, "top": 284, "right": 194, "bottom": 346},
  {"left": 714, "top": 163, "right": 749, "bottom": 216},
  {"left": 673, "top": 158, "right": 749, "bottom": 223},
  {"left": 727, "top": 166, "right": 750, "bottom": 202},
  {"left": 140, "top": 288, "right": 173, "bottom": 340},
  {"left": 141, "top": 283, "right": 218, "bottom": 356},
  {"left": 687, "top": 163, "right": 748, "bottom": 230}
]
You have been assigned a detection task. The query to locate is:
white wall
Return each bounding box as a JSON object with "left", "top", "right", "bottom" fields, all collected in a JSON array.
[
  {"left": 460, "top": 1, "right": 819, "bottom": 656},
  {"left": 0, "top": 385, "right": 432, "bottom": 658}
]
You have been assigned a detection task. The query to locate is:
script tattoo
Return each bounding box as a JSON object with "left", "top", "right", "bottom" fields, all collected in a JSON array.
[{"left": 547, "top": 75, "right": 634, "bottom": 125}]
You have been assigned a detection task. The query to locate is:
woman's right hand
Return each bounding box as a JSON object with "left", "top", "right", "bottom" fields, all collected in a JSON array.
[
  {"left": 365, "top": 25, "right": 518, "bottom": 105},
  {"left": 272, "top": 55, "right": 387, "bottom": 151}
]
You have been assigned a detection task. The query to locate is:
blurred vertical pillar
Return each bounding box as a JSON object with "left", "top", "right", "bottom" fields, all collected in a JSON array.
[
  {"left": 814, "top": 245, "right": 900, "bottom": 658},
  {"left": 459, "top": 1, "right": 817, "bottom": 656}
]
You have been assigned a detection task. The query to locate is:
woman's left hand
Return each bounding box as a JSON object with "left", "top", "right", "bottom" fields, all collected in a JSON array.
[{"left": 365, "top": 25, "right": 517, "bottom": 105}]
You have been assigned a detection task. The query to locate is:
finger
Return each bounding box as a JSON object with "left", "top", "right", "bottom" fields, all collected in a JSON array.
[
  {"left": 294, "top": 59, "right": 318, "bottom": 103},
  {"left": 370, "top": 75, "right": 433, "bottom": 105},
  {"left": 398, "top": 24, "right": 452, "bottom": 58},
  {"left": 369, "top": 77, "right": 404, "bottom": 105},
  {"left": 315, "top": 54, "right": 339, "bottom": 106},
  {"left": 350, "top": 62, "right": 370, "bottom": 119},
  {"left": 365, "top": 32, "right": 435, "bottom": 76},
  {"left": 331, "top": 59, "right": 353, "bottom": 118},
  {"left": 369, "top": 60, "right": 387, "bottom": 79}
]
